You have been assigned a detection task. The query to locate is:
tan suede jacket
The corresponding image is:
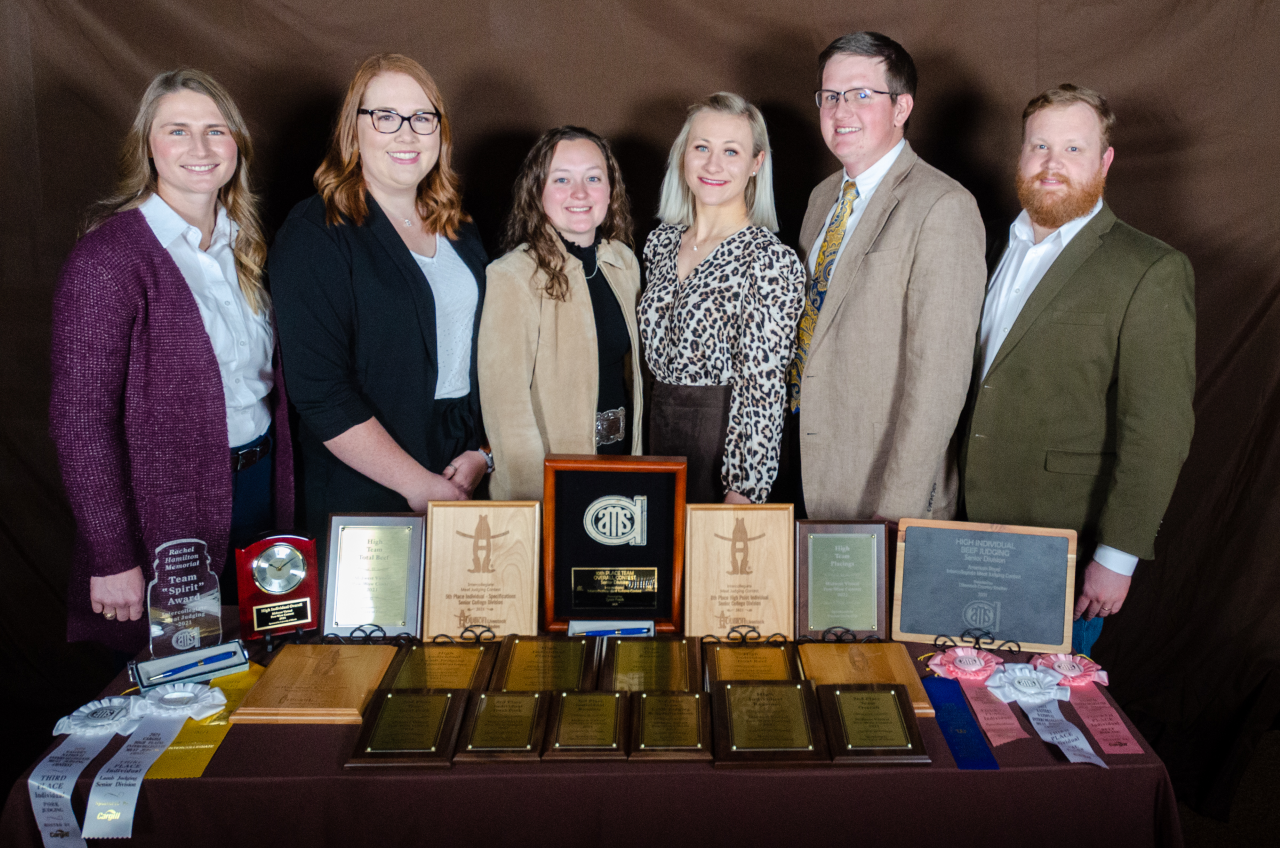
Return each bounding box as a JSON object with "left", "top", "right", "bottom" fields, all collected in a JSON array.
[{"left": 479, "top": 239, "right": 643, "bottom": 500}]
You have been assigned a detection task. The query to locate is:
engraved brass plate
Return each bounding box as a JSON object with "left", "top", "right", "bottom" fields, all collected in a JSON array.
[
  {"left": 571, "top": 567, "right": 659, "bottom": 610},
  {"left": 836, "top": 689, "right": 911, "bottom": 749},
  {"left": 554, "top": 692, "right": 619, "bottom": 748},
  {"left": 613, "top": 640, "right": 688, "bottom": 691},
  {"left": 367, "top": 692, "right": 449, "bottom": 753},
  {"left": 393, "top": 645, "right": 484, "bottom": 690},
  {"left": 334, "top": 526, "right": 412, "bottom": 627},
  {"left": 714, "top": 645, "right": 790, "bottom": 681},
  {"left": 726, "top": 684, "right": 812, "bottom": 751},
  {"left": 468, "top": 693, "right": 539, "bottom": 750},
  {"left": 639, "top": 693, "right": 701, "bottom": 749},
  {"left": 503, "top": 639, "right": 587, "bottom": 691}
]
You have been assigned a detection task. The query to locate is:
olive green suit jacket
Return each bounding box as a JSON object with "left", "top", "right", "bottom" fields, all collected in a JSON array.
[{"left": 961, "top": 203, "right": 1195, "bottom": 560}]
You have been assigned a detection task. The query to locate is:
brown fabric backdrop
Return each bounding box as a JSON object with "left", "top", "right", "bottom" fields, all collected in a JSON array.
[{"left": 3, "top": 0, "right": 1278, "bottom": 817}]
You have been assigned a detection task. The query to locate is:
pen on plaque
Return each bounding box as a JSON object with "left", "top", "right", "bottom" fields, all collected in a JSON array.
[
  {"left": 148, "top": 650, "right": 238, "bottom": 683},
  {"left": 581, "top": 627, "right": 651, "bottom": 637}
]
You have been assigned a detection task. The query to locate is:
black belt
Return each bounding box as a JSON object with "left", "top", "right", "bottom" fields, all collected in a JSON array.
[{"left": 231, "top": 433, "right": 272, "bottom": 472}]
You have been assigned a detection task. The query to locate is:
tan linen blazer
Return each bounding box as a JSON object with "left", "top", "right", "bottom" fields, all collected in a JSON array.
[
  {"left": 797, "top": 143, "right": 987, "bottom": 520},
  {"left": 479, "top": 239, "right": 643, "bottom": 500},
  {"left": 962, "top": 204, "right": 1195, "bottom": 560}
]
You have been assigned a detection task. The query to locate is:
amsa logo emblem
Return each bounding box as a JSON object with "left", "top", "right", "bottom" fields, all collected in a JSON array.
[{"left": 583, "top": 495, "right": 647, "bottom": 546}]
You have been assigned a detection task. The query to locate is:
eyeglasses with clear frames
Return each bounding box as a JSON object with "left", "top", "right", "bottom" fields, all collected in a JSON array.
[
  {"left": 815, "top": 88, "right": 893, "bottom": 109},
  {"left": 358, "top": 108, "right": 440, "bottom": 135}
]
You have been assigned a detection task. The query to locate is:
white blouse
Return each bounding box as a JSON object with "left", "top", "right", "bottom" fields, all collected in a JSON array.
[{"left": 411, "top": 237, "right": 478, "bottom": 399}]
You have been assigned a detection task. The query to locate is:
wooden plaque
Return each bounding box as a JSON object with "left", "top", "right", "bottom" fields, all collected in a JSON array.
[
  {"left": 797, "top": 642, "right": 934, "bottom": 717},
  {"left": 423, "top": 501, "right": 540, "bottom": 637},
  {"left": 795, "top": 521, "right": 888, "bottom": 640},
  {"left": 454, "top": 691, "right": 549, "bottom": 762},
  {"left": 491, "top": 635, "right": 601, "bottom": 692},
  {"left": 685, "top": 504, "right": 794, "bottom": 638},
  {"left": 543, "top": 455, "right": 687, "bottom": 633},
  {"left": 711, "top": 680, "right": 829, "bottom": 767},
  {"left": 345, "top": 689, "right": 469, "bottom": 768},
  {"left": 817, "top": 684, "right": 930, "bottom": 765},
  {"left": 703, "top": 641, "right": 801, "bottom": 689},
  {"left": 378, "top": 641, "right": 498, "bottom": 693},
  {"left": 323, "top": 514, "right": 425, "bottom": 639},
  {"left": 629, "top": 692, "right": 712, "bottom": 761},
  {"left": 892, "top": 519, "right": 1076, "bottom": 653},
  {"left": 543, "top": 691, "right": 629, "bottom": 760},
  {"left": 598, "top": 637, "right": 700, "bottom": 692},
  {"left": 230, "top": 643, "right": 396, "bottom": 724}
]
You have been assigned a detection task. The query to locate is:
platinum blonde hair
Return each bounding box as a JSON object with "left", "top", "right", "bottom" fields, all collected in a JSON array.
[{"left": 657, "top": 92, "right": 778, "bottom": 231}]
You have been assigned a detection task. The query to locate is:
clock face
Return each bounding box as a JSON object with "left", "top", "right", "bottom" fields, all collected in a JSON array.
[{"left": 251, "top": 544, "right": 307, "bottom": 595}]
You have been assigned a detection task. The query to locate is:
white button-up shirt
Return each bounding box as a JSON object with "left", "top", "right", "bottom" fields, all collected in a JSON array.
[
  {"left": 807, "top": 138, "right": 906, "bottom": 275},
  {"left": 140, "top": 194, "right": 274, "bottom": 447}
]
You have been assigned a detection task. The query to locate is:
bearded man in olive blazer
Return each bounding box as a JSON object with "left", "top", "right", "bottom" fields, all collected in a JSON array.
[{"left": 962, "top": 85, "right": 1195, "bottom": 648}]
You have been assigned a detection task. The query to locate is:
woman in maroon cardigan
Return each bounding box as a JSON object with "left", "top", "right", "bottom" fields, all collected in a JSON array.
[{"left": 49, "top": 70, "right": 293, "bottom": 653}]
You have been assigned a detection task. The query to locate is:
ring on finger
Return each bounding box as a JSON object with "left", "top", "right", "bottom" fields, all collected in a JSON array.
[{"left": 103, "top": 610, "right": 117, "bottom": 620}]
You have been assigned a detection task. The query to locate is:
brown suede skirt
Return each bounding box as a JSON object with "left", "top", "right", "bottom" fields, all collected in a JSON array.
[{"left": 650, "top": 381, "right": 732, "bottom": 504}]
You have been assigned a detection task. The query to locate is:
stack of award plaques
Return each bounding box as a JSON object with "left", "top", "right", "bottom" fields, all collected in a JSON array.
[
  {"left": 231, "top": 643, "right": 397, "bottom": 724},
  {"left": 798, "top": 642, "right": 934, "bottom": 717},
  {"left": 599, "top": 637, "right": 710, "bottom": 761}
]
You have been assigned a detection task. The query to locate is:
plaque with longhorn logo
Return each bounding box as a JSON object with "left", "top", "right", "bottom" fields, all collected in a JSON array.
[
  {"left": 542, "top": 455, "right": 687, "bottom": 633},
  {"left": 684, "top": 504, "right": 795, "bottom": 638},
  {"left": 424, "top": 501, "right": 540, "bottom": 637}
]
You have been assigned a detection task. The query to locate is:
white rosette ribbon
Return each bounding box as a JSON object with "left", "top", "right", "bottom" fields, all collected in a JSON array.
[
  {"left": 142, "top": 683, "right": 227, "bottom": 720},
  {"left": 986, "top": 663, "right": 1105, "bottom": 768},
  {"left": 52, "top": 696, "right": 144, "bottom": 737}
]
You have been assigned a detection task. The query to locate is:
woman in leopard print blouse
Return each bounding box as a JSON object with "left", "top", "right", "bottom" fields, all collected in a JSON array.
[{"left": 639, "top": 93, "right": 805, "bottom": 504}]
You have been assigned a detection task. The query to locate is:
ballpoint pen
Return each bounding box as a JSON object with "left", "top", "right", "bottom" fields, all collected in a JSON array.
[
  {"left": 147, "top": 650, "right": 238, "bottom": 683},
  {"left": 580, "top": 627, "right": 652, "bottom": 637}
]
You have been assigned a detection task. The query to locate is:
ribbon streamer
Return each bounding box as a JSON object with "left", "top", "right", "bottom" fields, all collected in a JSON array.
[
  {"left": 921, "top": 677, "right": 999, "bottom": 770},
  {"left": 1030, "top": 654, "right": 1141, "bottom": 755},
  {"left": 986, "top": 663, "right": 1106, "bottom": 768},
  {"left": 928, "top": 647, "right": 1030, "bottom": 747}
]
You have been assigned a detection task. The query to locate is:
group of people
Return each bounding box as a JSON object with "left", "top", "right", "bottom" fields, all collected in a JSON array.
[{"left": 50, "top": 32, "right": 1194, "bottom": 658}]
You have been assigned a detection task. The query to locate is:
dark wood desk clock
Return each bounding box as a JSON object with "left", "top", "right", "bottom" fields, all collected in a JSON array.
[{"left": 236, "top": 534, "right": 320, "bottom": 645}]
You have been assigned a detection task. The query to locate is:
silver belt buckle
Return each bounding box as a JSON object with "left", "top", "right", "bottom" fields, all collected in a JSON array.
[{"left": 595, "top": 407, "right": 626, "bottom": 447}]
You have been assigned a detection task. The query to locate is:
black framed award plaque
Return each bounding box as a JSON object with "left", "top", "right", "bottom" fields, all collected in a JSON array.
[
  {"left": 711, "top": 680, "right": 829, "bottom": 767},
  {"left": 542, "top": 455, "right": 687, "bottom": 633},
  {"left": 892, "top": 519, "right": 1076, "bottom": 652},
  {"left": 490, "top": 635, "right": 601, "bottom": 692},
  {"left": 454, "top": 691, "right": 550, "bottom": 762},
  {"left": 816, "top": 684, "right": 930, "bottom": 765},
  {"left": 598, "top": 637, "right": 700, "bottom": 692},
  {"left": 345, "top": 689, "right": 469, "bottom": 768},
  {"left": 629, "top": 692, "right": 712, "bottom": 761},
  {"left": 796, "top": 521, "right": 889, "bottom": 640},
  {"left": 543, "top": 691, "right": 629, "bottom": 760}
]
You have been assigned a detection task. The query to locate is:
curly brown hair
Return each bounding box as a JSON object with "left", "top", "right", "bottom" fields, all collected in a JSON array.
[
  {"left": 502, "top": 127, "right": 633, "bottom": 301},
  {"left": 314, "top": 53, "right": 469, "bottom": 237}
]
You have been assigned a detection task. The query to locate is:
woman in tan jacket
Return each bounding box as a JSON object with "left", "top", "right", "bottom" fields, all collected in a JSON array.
[{"left": 479, "top": 127, "right": 643, "bottom": 500}]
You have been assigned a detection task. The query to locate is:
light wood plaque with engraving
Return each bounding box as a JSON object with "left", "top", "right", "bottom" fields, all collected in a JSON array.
[
  {"left": 797, "top": 642, "right": 934, "bottom": 717},
  {"left": 684, "top": 504, "right": 794, "bottom": 638},
  {"left": 230, "top": 643, "right": 397, "bottom": 724}
]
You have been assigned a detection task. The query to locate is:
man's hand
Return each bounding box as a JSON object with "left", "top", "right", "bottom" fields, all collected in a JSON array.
[
  {"left": 1073, "top": 559, "right": 1132, "bottom": 620},
  {"left": 90, "top": 567, "right": 145, "bottom": 622}
]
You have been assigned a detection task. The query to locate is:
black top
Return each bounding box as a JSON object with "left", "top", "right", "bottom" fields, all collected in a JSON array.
[
  {"left": 562, "top": 235, "right": 630, "bottom": 454},
  {"left": 270, "top": 194, "right": 488, "bottom": 536}
]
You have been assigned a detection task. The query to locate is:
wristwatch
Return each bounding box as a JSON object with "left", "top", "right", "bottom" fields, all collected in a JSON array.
[{"left": 479, "top": 447, "right": 495, "bottom": 474}]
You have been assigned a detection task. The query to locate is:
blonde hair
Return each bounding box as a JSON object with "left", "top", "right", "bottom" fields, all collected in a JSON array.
[
  {"left": 314, "top": 53, "right": 468, "bottom": 238},
  {"left": 87, "top": 69, "right": 268, "bottom": 315},
  {"left": 657, "top": 92, "right": 778, "bottom": 231}
]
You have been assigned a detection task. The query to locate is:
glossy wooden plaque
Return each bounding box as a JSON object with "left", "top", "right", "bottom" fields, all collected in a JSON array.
[
  {"left": 235, "top": 534, "right": 320, "bottom": 641},
  {"left": 711, "top": 680, "right": 829, "bottom": 767},
  {"left": 230, "top": 643, "right": 396, "bottom": 724},
  {"left": 685, "top": 504, "right": 794, "bottom": 638},
  {"left": 795, "top": 521, "right": 888, "bottom": 640},
  {"left": 817, "top": 683, "right": 930, "bottom": 765},
  {"left": 491, "top": 635, "right": 601, "bottom": 692},
  {"left": 798, "top": 642, "right": 934, "bottom": 717},
  {"left": 424, "top": 501, "right": 540, "bottom": 637},
  {"left": 542, "top": 455, "right": 687, "bottom": 633},
  {"left": 703, "top": 641, "right": 802, "bottom": 689},
  {"left": 598, "top": 637, "right": 700, "bottom": 692},
  {"left": 892, "top": 519, "right": 1076, "bottom": 653},
  {"left": 345, "top": 689, "right": 469, "bottom": 768},
  {"left": 629, "top": 692, "right": 712, "bottom": 761},
  {"left": 377, "top": 641, "right": 498, "bottom": 693},
  {"left": 454, "top": 691, "right": 549, "bottom": 762},
  {"left": 543, "top": 691, "right": 629, "bottom": 760}
]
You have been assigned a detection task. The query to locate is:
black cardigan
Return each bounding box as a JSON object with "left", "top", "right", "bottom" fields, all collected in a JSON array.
[{"left": 270, "top": 194, "right": 488, "bottom": 536}]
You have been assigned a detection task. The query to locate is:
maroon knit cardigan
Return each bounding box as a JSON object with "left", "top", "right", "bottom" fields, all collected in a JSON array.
[{"left": 49, "top": 209, "right": 294, "bottom": 652}]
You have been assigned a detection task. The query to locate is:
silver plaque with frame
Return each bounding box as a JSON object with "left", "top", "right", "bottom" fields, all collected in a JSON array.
[{"left": 324, "top": 513, "right": 426, "bottom": 639}]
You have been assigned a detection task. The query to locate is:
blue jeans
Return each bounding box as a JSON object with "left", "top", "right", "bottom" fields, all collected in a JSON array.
[{"left": 1072, "top": 615, "right": 1104, "bottom": 656}]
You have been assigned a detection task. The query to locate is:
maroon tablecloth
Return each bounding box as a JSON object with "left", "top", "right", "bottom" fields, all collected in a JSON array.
[{"left": 1, "top": 639, "right": 1182, "bottom": 848}]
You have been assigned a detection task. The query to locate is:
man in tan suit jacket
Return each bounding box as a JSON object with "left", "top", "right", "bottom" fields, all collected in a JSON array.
[{"left": 785, "top": 33, "right": 987, "bottom": 521}]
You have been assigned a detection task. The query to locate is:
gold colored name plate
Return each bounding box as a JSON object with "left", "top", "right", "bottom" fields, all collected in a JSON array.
[
  {"left": 469, "top": 693, "right": 539, "bottom": 750},
  {"left": 393, "top": 645, "right": 484, "bottom": 690},
  {"left": 334, "top": 526, "right": 411, "bottom": 627},
  {"left": 367, "top": 692, "right": 450, "bottom": 753},
  {"left": 727, "top": 684, "right": 812, "bottom": 751},
  {"left": 836, "top": 689, "right": 911, "bottom": 750},
  {"left": 613, "top": 640, "right": 688, "bottom": 691},
  {"left": 555, "top": 693, "right": 619, "bottom": 748},
  {"left": 640, "top": 693, "right": 701, "bottom": 749},
  {"left": 714, "top": 645, "right": 790, "bottom": 681},
  {"left": 503, "top": 639, "right": 586, "bottom": 691}
]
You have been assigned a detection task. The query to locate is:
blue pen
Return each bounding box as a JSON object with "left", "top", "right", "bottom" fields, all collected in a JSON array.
[
  {"left": 148, "top": 650, "right": 237, "bottom": 683},
  {"left": 580, "top": 627, "right": 651, "bottom": 637}
]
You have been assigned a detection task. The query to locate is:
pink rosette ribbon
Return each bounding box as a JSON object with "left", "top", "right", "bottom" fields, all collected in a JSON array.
[
  {"left": 928, "top": 647, "right": 1028, "bottom": 747},
  {"left": 1029, "top": 654, "right": 1140, "bottom": 755}
]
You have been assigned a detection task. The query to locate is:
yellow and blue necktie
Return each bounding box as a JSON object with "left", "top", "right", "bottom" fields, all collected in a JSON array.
[{"left": 788, "top": 179, "right": 858, "bottom": 412}]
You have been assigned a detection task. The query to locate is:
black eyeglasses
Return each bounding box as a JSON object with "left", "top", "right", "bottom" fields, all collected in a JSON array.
[
  {"left": 815, "top": 88, "right": 893, "bottom": 109},
  {"left": 358, "top": 108, "right": 440, "bottom": 135}
]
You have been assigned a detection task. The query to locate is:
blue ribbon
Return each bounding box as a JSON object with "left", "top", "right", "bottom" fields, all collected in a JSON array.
[{"left": 923, "top": 676, "right": 999, "bottom": 770}]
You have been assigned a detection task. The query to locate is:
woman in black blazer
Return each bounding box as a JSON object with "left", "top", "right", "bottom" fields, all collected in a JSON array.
[{"left": 271, "top": 54, "right": 490, "bottom": 536}]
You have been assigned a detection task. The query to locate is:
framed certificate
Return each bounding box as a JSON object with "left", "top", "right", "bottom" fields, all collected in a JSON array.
[
  {"left": 685, "top": 504, "right": 794, "bottom": 638},
  {"left": 323, "top": 514, "right": 425, "bottom": 639},
  {"left": 795, "top": 521, "right": 888, "bottom": 640},
  {"left": 424, "top": 501, "right": 540, "bottom": 637}
]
